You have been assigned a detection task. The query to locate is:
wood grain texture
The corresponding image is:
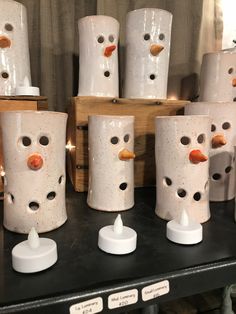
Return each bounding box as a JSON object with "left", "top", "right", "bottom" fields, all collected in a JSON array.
[{"left": 67, "top": 96, "right": 189, "bottom": 192}]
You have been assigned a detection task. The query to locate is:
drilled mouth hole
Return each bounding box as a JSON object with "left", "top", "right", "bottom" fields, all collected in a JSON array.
[{"left": 29, "top": 202, "right": 39, "bottom": 211}]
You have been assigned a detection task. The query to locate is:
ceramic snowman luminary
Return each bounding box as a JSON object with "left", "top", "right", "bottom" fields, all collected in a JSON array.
[
  {"left": 0, "top": 0, "right": 31, "bottom": 95},
  {"left": 1, "top": 111, "right": 68, "bottom": 234},
  {"left": 78, "top": 15, "right": 119, "bottom": 97},
  {"left": 124, "top": 8, "right": 172, "bottom": 99},
  {"left": 88, "top": 115, "right": 135, "bottom": 211},
  {"left": 199, "top": 48, "right": 236, "bottom": 102},
  {"left": 185, "top": 102, "right": 236, "bottom": 202},
  {"left": 155, "top": 115, "right": 211, "bottom": 223}
]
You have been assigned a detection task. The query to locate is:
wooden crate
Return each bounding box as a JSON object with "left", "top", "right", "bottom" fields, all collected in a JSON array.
[
  {"left": 0, "top": 96, "right": 48, "bottom": 193},
  {"left": 67, "top": 96, "right": 189, "bottom": 192}
]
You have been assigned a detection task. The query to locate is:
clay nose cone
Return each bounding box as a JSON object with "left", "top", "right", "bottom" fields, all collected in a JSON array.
[
  {"left": 27, "top": 153, "right": 43, "bottom": 170},
  {"left": 189, "top": 149, "right": 208, "bottom": 164},
  {"left": 212, "top": 134, "right": 227, "bottom": 148},
  {"left": 119, "top": 149, "right": 135, "bottom": 161},
  {"left": 150, "top": 44, "right": 164, "bottom": 56},
  {"left": 104, "top": 45, "right": 116, "bottom": 57},
  {"left": 232, "top": 78, "right": 236, "bottom": 87},
  {"left": 0, "top": 36, "right": 11, "bottom": 48}
]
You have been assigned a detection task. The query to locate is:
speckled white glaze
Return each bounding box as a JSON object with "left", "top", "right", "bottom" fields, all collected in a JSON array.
[
  {"left": 155, "top": 115, "right": 211, "bottom": 223},
  {"left": 199, "top": 48, "right": 236, "bottom": 102},
  {"left": 78, "top": 15, "right": 119, "bottom": 97},
  {"left": 124, "top": 8, "right": 172, "bottom": 99},
  {"left": 185, "top": 102, "right": 236, "bottom": 202},
  {"left": 0, "top": 111, "right": 68, "bottom": 234},
  {"left": 0, "top": 0, "right": 31, "bottom": 95},
  {"left": 87, "top": 115, "right": 134, "bottom": 211}
]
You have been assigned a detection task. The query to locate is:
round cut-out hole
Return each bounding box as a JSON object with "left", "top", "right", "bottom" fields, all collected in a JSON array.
[
  {"left": 212, "top": 173, "right": 221, "bottom": 180},
  {"left": 150, "top": 74, "right": 156, "bottom": 80},
  {"left": 180, "top": 136, "right": 190, "bottom": 145},
  {"left": 119, "top": 182, "right": 127, "bottom": 190},
  {"left": 5, "top": 23, "right": 13, "bottom": 31},
  {"left": 109, "top": 35, "right": 114, "bottom": 42},
  {"left": 197, "top": 134, "right": 205, "bottom": 144},
  {"left": 159, "top": 33, "right": 165, "bottom": 40},
  {"left": 47, "top": 191, "right": 56, "bottom": 200},
  {"left": 225, "top": 166, "right": 232, "bottom": 173},
  {"left": 222, "top": 122, "right": 231, "bottom": 130},
  {"left": 124, "top": 134, "right": 129, "bottom": 143},
  {"left": 228, "top": 67, "right": 234, "bottom": 74},
  {"left": 211, "top": 124, "right": 216, "bottom": 132},
  {"left": 39, "top": 136, "right": 49, "bottom": 146},
  {"left": 97, "top": 35, "right": 104, "bottom": 43},
  {"left": 177, "top": 189, "right": 187, "bottom": 198},
  {"left": 144, "top": 33, "right": 150, "bottom": 40},
  {"left": 104, "top": 71, "right": 110, "bottom": 77},
  {"left": 1, "top": 72, "right": 9, "bottom": 79},
  {"left": 58, "top": 175, "right": 64, "bottom": 184},
  {"left": 110, "top": 136, "right": 119, "bottom": 144},
  {"left": 193, "top": 192, "right": 201, "bottom": 201},
  {"left": 21, "top": 136, "right": 31, "bottom": 147},
  {"left": 29, "top": 202, "right": 39, "bottom": 211},
  {"left": 164, "top": 177, "right": 172, "bottom": 186}
]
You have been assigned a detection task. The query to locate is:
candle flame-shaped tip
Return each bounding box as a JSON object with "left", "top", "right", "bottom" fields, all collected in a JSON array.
[
  {"left": 113, "top": 214, "right": 123, "bottom": 234},
  {"left": 23, "top": 76, "right": 30, "bottom": 87},
  {"left": 28, "top": 227, "right": 40, "bottom": 249},
  {"left": 179, "top": 209, "right": 189, "bottom": 227}
]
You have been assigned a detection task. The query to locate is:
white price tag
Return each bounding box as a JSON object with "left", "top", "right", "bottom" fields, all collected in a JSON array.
[
  {"left": 142, "top": 280, "right": 169, "bottom": 301},
  {"left": 108, "top": 289, "right": 138, "bottom": 309},
  {"left": 70, "top": 297, "right": 103, "bottom": 314}
]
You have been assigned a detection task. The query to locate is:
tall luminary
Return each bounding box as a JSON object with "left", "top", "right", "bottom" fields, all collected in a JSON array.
[
  {"left": 87, "top": 115, "right": 135, "bottom": 212},
  {"left": 0, "top": 0, "right": 31, "bottom": 95},
  {"left": 124, "top": 8, "right": 172, "bottom": 99},
  {"left": 1, "top": 111, "right": 68, "bottom": 234},
  {"left": 199, "top": 48, "right": 236, "bottom": 102},
  {"left": 185, "top": 102, "right": 236, "bottom": 202},
  {"left": 78, "top": 15, "right": 119, "bottom": 97},
  {"left": 155, "top": 116, "right": 211, "bottom": 223}
]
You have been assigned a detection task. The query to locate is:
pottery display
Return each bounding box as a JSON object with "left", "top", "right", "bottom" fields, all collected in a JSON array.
[
  {"left": 0, "top": 111, "right": 68, "bottom": 234},
  {"left": 87, "top": 115, "right": 135, "bottom": 211},
  {"left": 124, "top": 8, "right": 172, "bottom": 99},
  {"left": 199, "top": 48, "right": 236, "bottom": 102},
  {"left": 155, "top": 115, "right": 211, "bottom": 223},
  {"left": 185, "top": 102, "right": 236, "bottom": 202},
  {"left": 78, "top": 15, "right": 119, "bottom": 97},
  {"left": 0, "top": 0, "right": 31, "bottom": 96}
]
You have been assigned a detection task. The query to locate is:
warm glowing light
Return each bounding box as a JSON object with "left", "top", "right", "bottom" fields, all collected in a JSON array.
[
  {"left": 65, "top": 141, "right": 75, "bottom": 150},
  {"left": 168, "top": 95, "right": 178, "bottom": 100},
  {"left": 221, "top": 0, "right": 236, "bottom": 49}
]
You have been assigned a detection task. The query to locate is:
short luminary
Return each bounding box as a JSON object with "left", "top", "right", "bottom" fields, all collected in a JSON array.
[
  {"left": 124, "top": 8, "right": 172, "bottom": 99},
  {"left": 155, "top": 116, "right": 211, "bottom": 223},
  {"left": 78, "top": 15, "right": 119, "bottom": 97},
  {"left": 87, "top": 115, "right": 135, "bottom": 212},
  {"left": 199, "top": 48, "right": 236, "bottom": 102},
  {"left": 185, "top": 102, "right": 236, "bottom": 202},
  {"left": 1, "top": 111, "right": 68, "bottom": 234},
  {"left": 0, "top": 0, "right": 31, "bottom": 95}
]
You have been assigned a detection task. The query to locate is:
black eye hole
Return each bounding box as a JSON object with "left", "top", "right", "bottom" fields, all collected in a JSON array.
[
  {"left": 180, "top": 136, "right": 190, "bottom": 145},
  {"left": 1, "top": 71, "right": 9, "bottom": 79},
  {"left": 21, "top": 136, "right": 31, "bottom": 147},
  {"left": 5, "top": 23, "right": 13, "bottom": 31},
  {"left": 124, "top": 134, "right": 129, "bottom": 143},
  {"left": 39, "top": 136, "right": 49, "bottom": 146},
  {"left": 109, "top": 35, "right": 114, "bottom": 42},
  {"left": 110, "top": 136, "right": 119, "bottom": 144},
  {"left": 159, "top": 33, "right": 165, "bottom": 40},
  {"left": 222, "top": 122, "right": 231, "bottom": 130},
  {"left": 228, "top": 67, "right": 234, "bottom": 74},
  {"left": 211, "top": 124, "right": 216, "bottom": 132},
  {"left": 144, "top": 33, "right": 150, "bottom": 41},
  {"left": 97, "top": 35, "right": 104, "bottom": 43}
]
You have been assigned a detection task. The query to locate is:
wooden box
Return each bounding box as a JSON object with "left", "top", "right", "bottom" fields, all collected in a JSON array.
[
  {"left": 67, "top": 96, "right": 189, "bottom": 192},
  {"left": 0, "top": 96, "right": 48, "bottom": 193}
]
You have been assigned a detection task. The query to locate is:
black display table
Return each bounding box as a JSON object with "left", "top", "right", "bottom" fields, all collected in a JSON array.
[{"left": 1, "top": 184, "right": 236, "bottom": 314}]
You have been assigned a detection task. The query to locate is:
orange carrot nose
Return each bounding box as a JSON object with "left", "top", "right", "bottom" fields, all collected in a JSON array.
[
  {"left": 150, "top": 44, "right": 164, "bottom": 56},
  {"left": 119, "top": 149, "right": 135, "bottom": 161},
  {"left": 104, "top": 45, "right": 116, "bottom": 57},
  {"left": 189, "top": 149, "right": 208, "bottom": 164},
  {"left": 27, "top": 153, "right": 43, "bottom": 170},
  {"left": 0, "top": 36, "right": 11, "bottom": 48},
  {"left": 232, "top": 78, "right": 236, "bottom": 87},
  {"left": 212, "top": 134, "right": 227, "bottom": 148}
]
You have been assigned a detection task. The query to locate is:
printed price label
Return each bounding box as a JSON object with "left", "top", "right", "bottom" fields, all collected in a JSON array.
[
  {"left": 142, "top": 280, "right": 169, "bottom": 301},
  {"left": 108, "top": 289, "right": 138, "bottom": 309},
  {"left": 70, "top": 297, "right": 103, "bottom": 314}
]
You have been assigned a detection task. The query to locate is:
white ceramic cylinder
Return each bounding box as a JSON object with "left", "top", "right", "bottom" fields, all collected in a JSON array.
[
  {"left": 0, "top": 0, "right": 31, "bottom": 95},
  {"left": 155, "top": 115, "right": 210, "bottom": 223},
  {"left": 199, "top": 48, "right": 236, "bottom": 102},
  {"left": 124, "top": 8, "right": 172, "bottom": 99},
  {"left": 78, "top": 15, "right": 119, "bottom": 97},
  {"left": 185, "top": 102, "right": 236, "bottom": 202},
  {"left": 88, "top": 115, "right": 135, "bottom": 211},
  {"left": 0, "top": 111, "right": 68, "bottom": 234}
]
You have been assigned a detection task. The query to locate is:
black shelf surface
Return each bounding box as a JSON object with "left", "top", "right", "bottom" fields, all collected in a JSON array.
[{"left": 1, "top": 184, "right": 236, "bottom": 313}]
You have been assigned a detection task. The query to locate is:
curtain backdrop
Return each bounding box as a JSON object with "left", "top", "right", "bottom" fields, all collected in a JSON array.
[{"left": 18, "top": 0, "right": 223, "bottom": 111}]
